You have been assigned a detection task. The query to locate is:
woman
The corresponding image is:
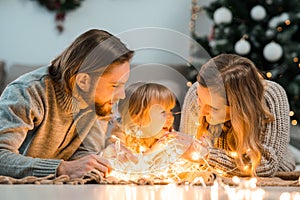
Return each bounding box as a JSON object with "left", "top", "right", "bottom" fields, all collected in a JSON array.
[{"left": 180, "top": 53, "right": 295, "bottom": 177}]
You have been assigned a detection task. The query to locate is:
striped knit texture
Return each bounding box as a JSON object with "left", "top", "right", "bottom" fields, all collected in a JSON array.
[{"left": 180, "top": 81, "right": 295, "bottom": 176}]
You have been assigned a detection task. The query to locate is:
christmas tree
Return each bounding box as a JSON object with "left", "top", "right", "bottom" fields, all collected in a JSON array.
[{"left": 191, "top": 0, "right": 300, "bottom": 126}]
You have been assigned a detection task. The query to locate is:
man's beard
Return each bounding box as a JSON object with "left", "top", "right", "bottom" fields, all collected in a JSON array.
[
  {"left": 77, "top": 88, "right": 112, "bottom": 118},
  {"left": 94, "top": 102, "right": 112, "bottom": 117}
]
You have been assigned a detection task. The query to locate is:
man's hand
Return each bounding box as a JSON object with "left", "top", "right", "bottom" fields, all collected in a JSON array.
[{"left": 56, "top": 154, "right": 111, "bottom": 179}]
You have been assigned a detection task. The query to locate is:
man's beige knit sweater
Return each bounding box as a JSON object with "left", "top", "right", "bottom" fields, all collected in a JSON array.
[
  {"left": 180, "top": 80, "right": 295, "bottom": 177},
  {"left": 0, "top": 66, "right": 106, "bottom": 178}
]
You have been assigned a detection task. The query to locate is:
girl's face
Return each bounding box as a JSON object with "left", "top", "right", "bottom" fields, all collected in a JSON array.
[
  {"left": 140, "top": 104, "right": 174, "bottom": 139},
  {"left": 197, "top": 84, "right": 231, "bottom": 125}
]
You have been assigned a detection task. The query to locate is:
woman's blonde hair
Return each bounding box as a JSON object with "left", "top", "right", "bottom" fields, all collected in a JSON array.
[
  {"left": 197, "top": 53, "right": 274, "bottom": 176},
  {"left": 118, "top": 82, "right": 176, "bottom": 152}
]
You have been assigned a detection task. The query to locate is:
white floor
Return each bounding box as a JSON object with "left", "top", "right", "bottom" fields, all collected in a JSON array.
[{"left": 0, "top": 184, "right": 299, "bottom": 200}]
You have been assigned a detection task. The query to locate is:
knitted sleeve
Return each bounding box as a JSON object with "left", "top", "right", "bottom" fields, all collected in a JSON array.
[
  {"left": 205, "top": 81, "right": 296, "bottom": 177},
  {"left": 70, "top": 119, "right": 107, "bottom": 160},
  {"left": 0, "top": 83, "right": 61, "bottom": 178},
  {"left": 256, "top": 80, "right": 295, "bottom": 176},
  {"left": 179, "top": 82, "right": 199, "bottom": 136}
]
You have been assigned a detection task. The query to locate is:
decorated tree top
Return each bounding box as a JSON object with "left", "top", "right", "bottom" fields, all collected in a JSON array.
[{"left": 192, "top": 0, "right": 300, "bottom": 125}]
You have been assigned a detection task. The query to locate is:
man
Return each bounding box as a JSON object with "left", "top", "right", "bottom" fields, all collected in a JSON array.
[{"left": 0, "top": 29, "right": 135, "bottom": 179}]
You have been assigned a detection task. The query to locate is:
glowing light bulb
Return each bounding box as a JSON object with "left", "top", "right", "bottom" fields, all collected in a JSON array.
[
  {"left": 230, "top": 151, "right": 238, "bottom": 158},
  {"left": 186, "top": 81, "right": 192, "bottom": 87},
  {"left": 293, "top": 57, "right": 298, "bottom": 63},
  {"left": 290, "top": 111, "right": 295, "bottom": 116},
  {"left": 249, "top": 178, "right": 257, "bottom": 188},
  {"left": 277, "top": 27, "right": 283, "bottom": 32},
  {"left": 191, "top": 152, "right": 201, "bottom": 161},
  {"left": 266, "top": 72, "right": 272, "bottom": 78},
  {"left": 280, "top": 192, "right": 291, "bottom": 200},
  {"left": 232, "top": 176, "right": 240, "bottom": 184},
  {"left": 292, "top": 120, "right": 298, "bottom": 126},
  {"left": 243, "top": 165, "right": 250, "bottom": 172}
]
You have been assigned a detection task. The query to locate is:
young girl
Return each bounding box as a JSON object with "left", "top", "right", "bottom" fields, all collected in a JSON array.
[
  {"left": 103, "top": 82, "right": 208, "bottom": 177},
  {"left": 112, "top": 82, "right": 176, "bottom": 154},
  {"left": 180, "top": 53, "right": 296, "bottom": 177}
]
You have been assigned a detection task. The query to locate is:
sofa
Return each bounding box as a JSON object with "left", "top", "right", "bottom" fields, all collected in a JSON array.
[{"left": 0, "top": 62, "right": 43, "bottom": 94}]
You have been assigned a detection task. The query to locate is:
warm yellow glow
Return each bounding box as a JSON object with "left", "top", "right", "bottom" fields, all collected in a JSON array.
[
  {"left": 292, "top": 120, "right": 298, "bottom": 126},
  {"left": 191, "top": 152, "right": 201, "bottom": 161},
  {"left": 298, "top": 63, "right": 300, "bottom": 68},
  {"left": 266, "top": 72, "right": 272, "bottom": 78},
  {"left": 186, "top": 81, "right": 193, "bottom": 87},
  {"left": 293, "top": 57, "right": 299, "bottom": 63},
  {"left": 249, "top": 178, "right": 257, "bottom": 188},
  {"left": 192, "top": 177, "right": 206, "bottom": 186},
  {"left": 290, "top": 111, "right": 295, "bottom": 116},
  {"left": 251, "top": 188, "right": 265, "bottom": 200},
  {"left": 230, "top": 151, "right": 238, "bottom": 158},
  {"left": 277, "top": 27, "right": 283, "bottom": 32},
  {"left": 210, "top": 180, "right": 219, "bottom": 200},
  {"left": 285, "top": 20, "right": 291, "bottom": 25},
  {"left": 232, "top": 176, "right": 240, "bottom": 184},
  {"left": 280, "top": 192, "right": 291, "bottom": 200},
  {"left": 229, "top": 178, "right": 265, "bottom": 200},
  {"left": 243, "top": 165, "right": 249, "bottom": 172}
]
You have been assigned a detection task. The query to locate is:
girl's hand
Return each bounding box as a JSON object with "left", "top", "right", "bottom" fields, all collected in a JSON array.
[
  {"left": 108, "top": 123, "right": 126, "bottom": 144},
  {"left": 102, "top": 142, "right": 138, "bottom": 164}
]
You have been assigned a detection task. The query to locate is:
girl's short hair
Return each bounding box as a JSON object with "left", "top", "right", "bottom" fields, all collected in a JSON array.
[{"left": 119, "top": 82, "right": 176, "bottom": 132}]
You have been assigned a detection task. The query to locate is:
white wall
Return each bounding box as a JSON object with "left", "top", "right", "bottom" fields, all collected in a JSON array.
[{"left": 0, "top": 0, "right": 197, "bottom": 68}]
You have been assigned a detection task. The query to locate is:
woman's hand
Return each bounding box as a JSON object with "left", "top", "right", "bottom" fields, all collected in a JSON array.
[
  {"left": 182, "top": 136, "right": 210, "bottom": 163},
  {"left": 157, "top": 131, "right": 210, "bottom": 163}
]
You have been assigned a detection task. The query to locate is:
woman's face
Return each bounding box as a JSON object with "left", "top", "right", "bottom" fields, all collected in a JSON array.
[
  {"left": 140, "top": 104, "right": 174, "bottom": 139},
  {"left": 197, "top": 84, "right": 231, "bottom": 125}
]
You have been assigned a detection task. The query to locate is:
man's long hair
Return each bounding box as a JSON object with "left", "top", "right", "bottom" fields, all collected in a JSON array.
[{"left": 49, "top": 29, "right": 134, "bottom": 94}]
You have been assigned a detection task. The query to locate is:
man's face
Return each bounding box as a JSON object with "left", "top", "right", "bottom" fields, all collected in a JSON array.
[{"left": 94, "top": 61, "right": 130, "bottom": 117}]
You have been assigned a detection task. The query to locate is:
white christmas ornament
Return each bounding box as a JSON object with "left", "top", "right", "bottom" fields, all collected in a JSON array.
[
  {"left": 263, "top": 41, "right": 283, "bottom": 62},
  {"left": 213, "top": 7, "right": 233, "bottom": 24},
  {"left": 234, "top": 39, "right": 251, "bottom": 55},
  {"left": 280, "top": 13, "right": 289, "bottom": 22},
  {"left": 268, "top": 16, "right": 280, "bottom": 28},
  {"left": 250, "top": 5, "right": 267, "bottom": 21},
  {"left": 266, "top": 29, "right": 275, "bottom": 38}
]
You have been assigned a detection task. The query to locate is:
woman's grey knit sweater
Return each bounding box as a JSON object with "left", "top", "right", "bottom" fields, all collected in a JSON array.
[{"left": 180, "top": 80, "right": 295, "bottom": 176}]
